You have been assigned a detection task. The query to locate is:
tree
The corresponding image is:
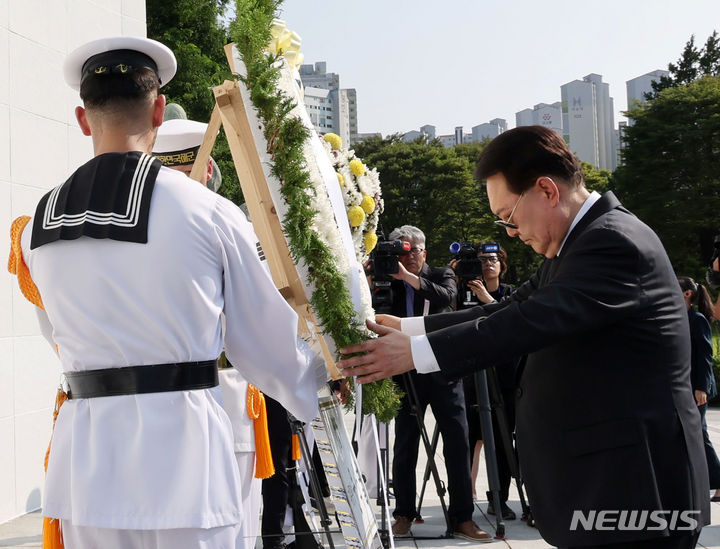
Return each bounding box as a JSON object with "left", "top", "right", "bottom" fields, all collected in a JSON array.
[
  {"left": 581, "top": 161, "right": 612, "bottom": 195},
  {"left": 615, "top": 76, "right": 720, "bottom": 278},
  {"left": 147, "top": 0, "right": 242, "bottom": 203},
  {"left": 648, "top": 31, "right": 720, "bottom": 99}
]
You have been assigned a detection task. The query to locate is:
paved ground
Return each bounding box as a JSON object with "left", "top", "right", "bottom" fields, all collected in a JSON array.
[{"left": 4, "top": 410, "right": 720, "bottom": 548}]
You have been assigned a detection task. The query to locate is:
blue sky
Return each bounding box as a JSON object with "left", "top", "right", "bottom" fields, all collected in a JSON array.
[{"left": 270, "top": 0, "right": 720, "bottom": 137}]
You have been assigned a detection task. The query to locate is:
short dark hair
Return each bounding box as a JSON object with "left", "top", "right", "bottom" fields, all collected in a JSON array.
[
  {"left": 475, "top": 126, "right": 584, "bottom": 194},
  {"left": 80, "top": 67, "right": 160, "bottom": 110}
]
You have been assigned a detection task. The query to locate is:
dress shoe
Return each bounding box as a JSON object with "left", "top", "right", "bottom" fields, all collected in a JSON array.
[
  {"left": 391, "top": 515, "right": 412, "bottom": 537},
  {"left": 487, "top": 499, "right": 517, "bottom": 520},
  {"left": 453, "top": 520, "right": 494, "bottom": 542}
]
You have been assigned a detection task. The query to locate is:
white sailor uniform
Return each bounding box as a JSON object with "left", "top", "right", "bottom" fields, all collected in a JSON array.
[
  {"left": 218, "top": 367, "right": 262, "bottom": 549},
  {"left": 21, "top": 155, "right": 318, "bottom": 544}
]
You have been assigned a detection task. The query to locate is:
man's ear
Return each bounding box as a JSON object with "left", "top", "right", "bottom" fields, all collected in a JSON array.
[
  {"left": 152, "top": 94, "right": 167, "bottom": 128},
  {"left": 75, "top": 106, "right": 92, "bottom": 136},
  {"left": 537, "top": 176, "right": 560, "bottom": 207}
]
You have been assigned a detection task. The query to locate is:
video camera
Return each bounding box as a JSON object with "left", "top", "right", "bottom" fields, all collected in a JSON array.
[
  {"left": 450, "top": 242, "right": 500, "bottom": 309},
  {"left": 368, "top": 238, "right": 411, "bottom": 281},
  {"left": 367, "top": 236, "right": 411, "bottom": 313},
  {"left": 706, "top": 235, "right": 720, "bottom": 290},
  {"left": 450, "top": 242, "right": 500, "bottom": 281}
]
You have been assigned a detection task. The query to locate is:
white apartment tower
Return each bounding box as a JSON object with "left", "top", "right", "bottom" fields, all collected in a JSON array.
[
  {"left": 299, "top": 62, "right": 358, "bottom": 145},
  {"left": 561, "top": 74, "right": 617, "bottom": 170},
  {"left": 471, "top": 118, "right": 507, "bottom": 142},
  {"left": 515, "top": 102, "right": 563, "bottom": 135},
  {"left": 625, "top": 69, "right": 670, "bottom": 124}
]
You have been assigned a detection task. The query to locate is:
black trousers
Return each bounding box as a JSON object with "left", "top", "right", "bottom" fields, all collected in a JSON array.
[
  {"left": 698, "top": 403, "right": 720, "bottom": 489},
  {"left": 261, "top": 395, "right": 292, "bottom": 549},
  {"left": 565, "top": 530, "right": 700, "bottom": 548},
  {"left": 392, "top": 372, "right": 474, "bottom": 525}
]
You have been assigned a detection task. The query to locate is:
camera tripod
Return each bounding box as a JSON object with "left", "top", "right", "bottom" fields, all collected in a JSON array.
[
  {"left": 417, "top": 363, "right": 532, "bottom": 539},
  {"left": 288, "top": 415, "right": 341, "bottom": 549},
  {"left": 394, "top": 371, "right": 454, "bottom": 540}
]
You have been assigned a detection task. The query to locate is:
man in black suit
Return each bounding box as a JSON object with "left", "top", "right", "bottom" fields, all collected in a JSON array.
[
  {"left": 380, "top": 225, "right": 491, "bottom": 542},
  {"left": 339, "top": 126, "right": 709, "bottom": 548}
]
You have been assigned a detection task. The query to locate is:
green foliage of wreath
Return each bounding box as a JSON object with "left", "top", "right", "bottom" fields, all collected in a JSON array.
[{"left": 229, "top": 0, "right": 401, "bottom": 422}]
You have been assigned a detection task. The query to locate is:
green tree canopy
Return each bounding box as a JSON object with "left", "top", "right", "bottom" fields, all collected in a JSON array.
[
  {"left": 581, "top": 161, "right": 612, "bottom": 195},
  {"left": 615, "top": 75, "right": 720, "bottom": 277},
  {"left": 147, "top": 0, "right": 242, "bottom": 204},
  {"left": 649, "top": 31, "right": 720, "bottom": 99}
]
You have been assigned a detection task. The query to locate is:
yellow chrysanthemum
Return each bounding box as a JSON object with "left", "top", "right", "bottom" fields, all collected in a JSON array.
[
  {"left": 337, "top": 172, "right": 344, "bottom": 186},
  {"left": 347, "top": 205, "right": 365, "bottom": 227},
  {"left": 360, "top": 195, "right": 375, "bottom": 214},
  {"left": 323, "top": 133, "right": 342, "bottom": 151},
  {"left": 364, "top": 231, "right": 378, "bottom": 253},
  {"left": 349, "top": 159, "right": 365, "bottom": 176}
]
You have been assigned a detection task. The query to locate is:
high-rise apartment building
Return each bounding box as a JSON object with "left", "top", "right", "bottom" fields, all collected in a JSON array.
[
  {"left": 515, "top": 102, "right": 563, "bottom": 134},
  {"left": 299, "top": 62, "right": 358, "bottom": 145},
  {"left": 471, "top": 118, "right": 507, "bottom": 142},
  {"left": 303, "top": 87, "right": 335, "bottom": 134},
  {"left": 561, "top": 74, "right": 617, "bottom": 170},
  {"left": 625, "top": 69, "right": 669, "bottom": 124}
]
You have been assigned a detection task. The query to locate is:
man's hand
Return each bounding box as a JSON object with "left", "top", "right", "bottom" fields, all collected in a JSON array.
[
  {"left": 695, "top": 389, "right": 708, "bottom": 406},
  {"left": 337, "top": 319, "right": 415, "bottom": 383},
  {"left": 375, "top": 314, "right": 401, "bottom": 330},
  {"left": 389, "top": 261, "right": 411, "bottom": 281}
]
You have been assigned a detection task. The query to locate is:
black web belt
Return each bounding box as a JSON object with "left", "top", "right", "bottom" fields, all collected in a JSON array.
[{"left": 64, "top": 360, "right": 219, "bottom": 399}]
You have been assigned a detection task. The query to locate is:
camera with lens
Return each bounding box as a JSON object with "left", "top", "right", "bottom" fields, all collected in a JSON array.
[
  {"left": 367, "top": 236, "right": 411, "bottom": 313},
  {"left": 450, "top": 242, "right": 500, "bottom": 309},
  {"left": 369, "top": 238, "right": 411, "bottom": 281},
  {"left": 450, "top": 242, "right": 483, "bottom": 281}
]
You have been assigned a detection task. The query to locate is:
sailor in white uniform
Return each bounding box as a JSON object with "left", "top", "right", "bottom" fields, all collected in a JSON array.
[
  {"left": 13, "top": 36, "right": 321, "bottom": 549},
  {"left": 153, "top": 116, "right": 264, "bottom": 549}
]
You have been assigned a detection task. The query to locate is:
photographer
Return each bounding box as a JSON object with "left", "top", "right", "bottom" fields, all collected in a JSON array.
[
  {"left": 379, "top": 225, "right": 491, "bottom": 542},
  {"left": 452, "top": 243, "right": 518, "bottom": 520}
]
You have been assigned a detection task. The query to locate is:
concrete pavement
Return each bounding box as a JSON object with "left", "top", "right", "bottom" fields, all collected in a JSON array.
[{"left": 4, "top": 410, "right": 720, "bottom": 548}]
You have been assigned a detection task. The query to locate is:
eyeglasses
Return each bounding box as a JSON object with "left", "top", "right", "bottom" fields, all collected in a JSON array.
[
  {"left": 494, "top": 191, "right": 525, "bottom": 230},
  {"left": 409, "top": 247, "right": 425, "bottom": 256},
  {"left": 479, "top": 256, "right": 499, "bottom": 264}
]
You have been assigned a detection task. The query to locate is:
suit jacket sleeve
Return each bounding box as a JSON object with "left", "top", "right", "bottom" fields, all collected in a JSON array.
[
  {"left": 423, "top": 267, "right": 541, "bottom": 332},
  {"left": 416, "top": 265, "right": 458, "bottom": 311},
  {"left": 689, "top": 311, "right": 714, "bottom": 394},
  {"left": 427, "top": 226, "right": 650, "bottom": 378}
]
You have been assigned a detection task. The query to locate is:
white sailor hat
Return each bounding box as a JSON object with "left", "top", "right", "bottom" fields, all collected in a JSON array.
[
  {"left": 153, "top": 119, "right": 211, "bottom": 167},
  {"left": 63, "top": 36, "right": 177, "bottom": 91}
]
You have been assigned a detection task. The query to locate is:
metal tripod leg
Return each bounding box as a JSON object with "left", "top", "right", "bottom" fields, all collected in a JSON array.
[
  {"left": 474, "top": 370, "right": 505, "bottom": 539},
  {"left": 291, "top": 419, "right": 336, "bottom": 549},
  {"left": 401, "top": 372, "right": 453, "bottom": 538},
  {"left": 416, "top": 423, "right": 440, "bottom": 517},
  {"left": 485, "top": 366, "right": 533, "bottom": 525},
  {"left": 368, "top": 416, "right": 392, "bottom": 549}
]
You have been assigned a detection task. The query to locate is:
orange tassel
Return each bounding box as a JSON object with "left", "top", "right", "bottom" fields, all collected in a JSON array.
[
  {"left": 42, "top": 388, "right": 67, "bottom": 548},
  {"left": 247, "top": 384, "right": 275, "bottom": 479},
  {"left": 42, "top": 518, "right": 63, "bottom": 549},
  {"left": 8, "top": 216, "right": 44, "bottom": 310},
  {"left": 291, "top": 434, "right": 302, "bottom": 461}
]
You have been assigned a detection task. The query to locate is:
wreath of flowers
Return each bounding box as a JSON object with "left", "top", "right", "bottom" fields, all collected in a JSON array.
[
  {"left": 321, "top": 133, "right": 382, "bottom": 264},
  {"left": 231, "top": 0, "right": 401, "bottom": 422}
]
